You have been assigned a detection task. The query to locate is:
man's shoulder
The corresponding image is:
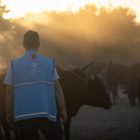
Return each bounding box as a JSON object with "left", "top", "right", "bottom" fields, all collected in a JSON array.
[
  {"left": 38, "top": 54, "right": 54, "bottom": 62},
  {"left": 11, "top": 56, "right": 23, "bottom": 63}
]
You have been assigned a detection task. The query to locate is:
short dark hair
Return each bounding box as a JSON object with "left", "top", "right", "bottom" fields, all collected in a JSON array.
[{"left": 23, "top": 30, "right": 40, "bottom": 49}]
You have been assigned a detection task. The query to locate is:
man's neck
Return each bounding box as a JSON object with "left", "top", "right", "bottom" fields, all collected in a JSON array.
[{"left": 25, "top": 49, "right": 38, "bottom": 52}]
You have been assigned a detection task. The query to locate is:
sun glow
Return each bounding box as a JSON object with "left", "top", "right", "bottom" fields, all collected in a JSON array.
[{"left": 2, "top": 0, "right": 140, "bottom": 22}]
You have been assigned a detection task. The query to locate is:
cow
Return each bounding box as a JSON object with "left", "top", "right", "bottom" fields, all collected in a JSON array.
[
  {"left": 122, "top": 63, "right": 140, "bottom": 133},
  {"left": 86, "top": 61, "right": 129, "bottom": 105},
  {"left": 124, "top": 63, "right": 140, "bottom": 106},
  {"left": 0, "top": 74, "right": 11, "bottom": 140},
  {"left": 0, "top": 65, "right": 111, "bottom": 140},
  {"left": 57, "top": 67, "right": 111, "bottom": 140},
  {"left": 102, "top": 63, "right": 129, "bottom": 105}
]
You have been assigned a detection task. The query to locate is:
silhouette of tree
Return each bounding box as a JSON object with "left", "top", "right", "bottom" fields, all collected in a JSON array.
[
  {"left": 0, "top": 1, "right": 11, "bottom": 32},
  {"left": 0, "top": 1, "right": 9, "bottom": 17}
]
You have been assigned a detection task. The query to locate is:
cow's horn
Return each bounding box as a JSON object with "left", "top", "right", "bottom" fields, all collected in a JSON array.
[{"left": 81, "top": 60, "right": 96, "bottom": 71}]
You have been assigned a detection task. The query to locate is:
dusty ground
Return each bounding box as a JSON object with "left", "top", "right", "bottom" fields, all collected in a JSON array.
[
  {"left": 4, "top": 89, "right": 140, "bottom": 140},
  {"left": 70, "top": 92, "right": 140, "bottom": 140}
]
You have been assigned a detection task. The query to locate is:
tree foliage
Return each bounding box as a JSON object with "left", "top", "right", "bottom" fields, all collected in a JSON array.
[{"left": 0, "top": 1, "right": 11, "bottom": 32}]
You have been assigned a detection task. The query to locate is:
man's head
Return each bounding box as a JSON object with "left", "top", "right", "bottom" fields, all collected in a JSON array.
[{"left": 23, "top": 30, "right": 40, "bottom": 50}]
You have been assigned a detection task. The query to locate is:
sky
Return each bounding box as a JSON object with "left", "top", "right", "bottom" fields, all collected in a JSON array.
[{"left": 2, "top": 0, "right": 140, "bottom": 22}]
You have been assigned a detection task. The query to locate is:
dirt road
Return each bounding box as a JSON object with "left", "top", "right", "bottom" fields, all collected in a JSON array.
[{"left": 70, "top": 93, "right": 140, "bottom": 140}]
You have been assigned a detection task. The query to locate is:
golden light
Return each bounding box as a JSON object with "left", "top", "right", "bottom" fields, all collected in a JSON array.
[
  {"left": 3, "top": 0, "right": 59, "bottom": 18},
  {"left": 2, "top": 0, "right": 140, "bottom": 22}
]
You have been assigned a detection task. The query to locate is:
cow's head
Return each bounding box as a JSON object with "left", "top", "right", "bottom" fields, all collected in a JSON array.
[
  {"left": 79, "top": 61, "right": 112, "bottom": 109},
  {"left": 84, "top": 76, "right": 112, "bottom": 109}
]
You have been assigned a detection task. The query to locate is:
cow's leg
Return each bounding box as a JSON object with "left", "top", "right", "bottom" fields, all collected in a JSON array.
[
  {"left": 137, "top": 89, "right": 140, "bottom": 107},
  {"left": 2, "top": 119, "right": 11, "bottom": 140},
  {"left": 33, "top": 129, "right": 40, "bottom": 140},
  {"left": 0, "top": 125, "right": 4, "bottom": 140},
  {"left": 128, "top": 92, "right": 136, "bottom": 106},
  {"left": 137, "top": 80, "right": 140, "bottom": 107},
  {"left": 64, "top": 117, "right": 71, "bottom": 140},
  {"left": 112, "top": 85, "right": 118, "bottom": 105},
  {"left": 138, "top": 97, "right": 140, "bottom": 107}
]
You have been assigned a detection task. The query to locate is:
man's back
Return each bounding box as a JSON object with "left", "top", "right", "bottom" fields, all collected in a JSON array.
[{"left": 4, "top": 30, "right": 67, "bottom": 140}]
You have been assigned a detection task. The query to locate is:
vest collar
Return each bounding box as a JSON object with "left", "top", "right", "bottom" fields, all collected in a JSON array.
[{"left": 24, "top": 50, "right": 37, "bottom": 57}]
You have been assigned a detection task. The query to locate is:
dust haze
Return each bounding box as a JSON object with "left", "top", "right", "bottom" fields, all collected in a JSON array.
[{"left": 0, "top": 4, "right": 140, "bottom": 71}]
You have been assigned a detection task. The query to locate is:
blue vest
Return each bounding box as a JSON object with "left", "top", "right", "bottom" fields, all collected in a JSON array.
[{"left": 11, "top": 51, "right": 57, "bottom": 122}]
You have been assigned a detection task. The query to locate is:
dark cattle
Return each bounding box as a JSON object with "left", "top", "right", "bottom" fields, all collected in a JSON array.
[
  {"left": 124, "top": 63, "right": 140, "bottom": 132},
  {"left": 0, "top": 74, "right": 11, "bottom": 140},
  {"left": 78, "top": 61, "right": 129, "bottom": 105},
  {"left": 95, "top": 62, "right": 129, "bottom": 105},
  {"left": 57, "top": 67, "right": 111, "bottom": 140},
  {"left": 124, "top": 63, "right": 140, "bottom": 106}
]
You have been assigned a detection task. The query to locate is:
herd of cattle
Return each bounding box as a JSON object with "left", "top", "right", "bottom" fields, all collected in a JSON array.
[{"left": 0, "top": 61, "right": 140, "bottom": 140}]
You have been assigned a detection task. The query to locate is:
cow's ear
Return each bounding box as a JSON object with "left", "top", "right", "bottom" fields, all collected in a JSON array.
[
  {"left": 81, "top": 60, "right": 96, "bottom": 71},
  {"left": 91, "top": 75, "right": 95, "bottom": 80},
  {"left": 84, "top": 78, "right": 90, "bottom": 87},
  {"left": 94, "top": 75, "right": 99, "bottom": 80}
]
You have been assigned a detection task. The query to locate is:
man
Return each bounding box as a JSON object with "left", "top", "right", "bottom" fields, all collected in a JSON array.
[{"left": 4, "top": 30, "right": 67, "bottom": 140}]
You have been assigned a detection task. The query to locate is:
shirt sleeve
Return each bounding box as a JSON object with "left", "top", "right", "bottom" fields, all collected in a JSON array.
[
  {"left": 4, "top": 63, "right": 13, "bottom": 85},
  {"left": 54, "top": 68, "right": 59, "bottom": 80}
]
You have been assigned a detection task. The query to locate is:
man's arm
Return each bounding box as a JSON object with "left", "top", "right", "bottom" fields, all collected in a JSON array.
[
  {"left": 55, "top": 80, "right": 67, "bottom": 124},
  {"left": 6, "top": 85, "right": 14, "bottom": 122}
]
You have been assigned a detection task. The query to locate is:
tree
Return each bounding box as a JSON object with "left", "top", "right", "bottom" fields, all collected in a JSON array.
[{"left": 0, "top": 0, "right": 11, "bottom": 31}]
